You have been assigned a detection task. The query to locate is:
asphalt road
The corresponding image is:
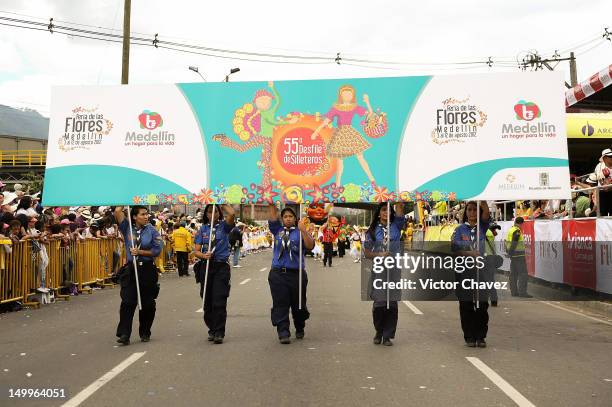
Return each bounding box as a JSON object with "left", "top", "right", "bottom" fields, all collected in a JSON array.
[{"left": 1, "top": 251, "right": 611, "bottom": 407}]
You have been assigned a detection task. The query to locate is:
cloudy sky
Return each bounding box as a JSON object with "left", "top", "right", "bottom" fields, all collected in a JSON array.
[{"left": 0, "top": 0, "right": 611, "bottom": 116}]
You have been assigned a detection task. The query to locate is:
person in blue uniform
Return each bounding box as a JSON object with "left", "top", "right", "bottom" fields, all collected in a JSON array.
[
  {"left": 451, "top": 201, "right": 490, "bottom": 348},
  {"left": 364, "top": 202, "right": 405, "bottom": 346},
  {"left": 194, "top": 204, "right": 235, "bottom": 344},
  {"left": 267, "top": 204, "right": 315, "bottom": 344},
  {"left": 114, "top": 205, "right": 162, "bottom": 345}
]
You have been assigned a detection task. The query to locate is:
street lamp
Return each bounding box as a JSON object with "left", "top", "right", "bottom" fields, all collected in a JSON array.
[
  {"left": 188, "top": 66, "right": 206, "bottom": 81},
  {"left": 225, "top": 67, "right": 240, "bottom": 82}
]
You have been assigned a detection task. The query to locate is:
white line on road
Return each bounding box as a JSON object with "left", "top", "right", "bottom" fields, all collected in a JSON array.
[
  {"left": 402, "top": 301, "right": 423, "bottom": 315},
  {"left": 540, "top": 301, "right": 612, "bottom": 326},
  {"left": 466, "top": 357, "right": 535, "bottom": 407},
  {"left": 239, "top": 278, "right": 251, "bottom": 285},
  {"left": 259, "top": 267, "right": 268, "bottom": 272},
  {"left": 61, "top": 352, "right": 146, "bottom": 407}
]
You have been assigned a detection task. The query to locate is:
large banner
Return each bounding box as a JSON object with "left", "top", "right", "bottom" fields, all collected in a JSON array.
[
  {"left": 43, "top": 72, "right": 569, "bottom": 206},
  {"left": 562, "top": 219, "right": 596, "bottom": 290},
  {"left": 534, "top": 220, "right": 563, "bottom": 283},
  {"left": 595, "top": 219, "right": 612, "bottom": 294}
]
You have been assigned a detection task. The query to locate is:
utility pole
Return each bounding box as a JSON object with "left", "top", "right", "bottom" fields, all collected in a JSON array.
[
  {"left": 121, "top": 0, "right": 131, "bottom": 84},
  {"left": 519, "top": 50, "right": 577, "bottom": 89},
  {"left": 569, "top": 51, "right": 578, "bottom": 87}
]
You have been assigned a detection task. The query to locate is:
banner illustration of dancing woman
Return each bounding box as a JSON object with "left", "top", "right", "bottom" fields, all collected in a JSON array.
[
  {"left": 311, "top": 85, "right": 376, "bottom": 186},
  {"left": 213, "top": 81, "right": 297, "bottom": 188}
]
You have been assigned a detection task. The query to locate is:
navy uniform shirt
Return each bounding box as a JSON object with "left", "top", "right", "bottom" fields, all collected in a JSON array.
[
  {"left": 119, "top": 219, "right": 162, "bottom": 262},
  {"left": 451, "top": 220, "right": 491, "bottom": 256},
  {"left": 269, "top": 220, "right": 306, "bottom": 271},
  {"left": 365, "top": 215, "right": 406, "bottom": 253},
  {"left": 195, "top": 220, "right": 233, "bottom": 262}
]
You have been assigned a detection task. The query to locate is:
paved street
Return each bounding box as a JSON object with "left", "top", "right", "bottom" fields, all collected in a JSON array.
[{"left": 1, "top": 251, "right": 611, "bottom": 407}]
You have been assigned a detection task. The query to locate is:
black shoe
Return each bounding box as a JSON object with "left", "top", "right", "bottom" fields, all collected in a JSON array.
[
  {"left": 279, "top": 336, "right": 291, "bottom": 344},
  {"left": 491, "top": 301, "right": 498, "bottom": 307},
  {"left": 465, "top": 340, "right": 477, "bottom": 347},
  {"left": 519, "top": 294, "right": 533, "bottom": 298},
  {"left": 373, "top": 334, "right": 382, "bottom": 345},
  {"left": 382, "top": 338, "right": 393, "bottom": 346},
  {"left": 207, "top": 333, "right": 214, "bottom": 342},
  {"left": 295, "top": 330, "right": 304, "bottom": 340},
  {"left": 213, "top": 336, "right": 224, "bottom": 344},
  {"left": 140, "top": 335, "right": 150, "bottom": 342},
  {"left": 477, "top": 339, "right": 487, "bottom": 348},
  {"left": 116, "top": 335, "right": 130, "bottom": 345}
]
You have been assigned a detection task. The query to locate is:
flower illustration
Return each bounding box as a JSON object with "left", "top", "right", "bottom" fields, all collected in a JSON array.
[
  {"left": 341, "top": 183, "right": 362, "bottom": 202},
  {"left": 372, "top": 185, "right": 393, "bottom": 203},
  {"left": 192, "top": 189, "right": 214, "bottom": 204},
  {"left": 360, "top": 183, "right": 375, "bottom": 201},
  {"left": 256, "top": 184, "right": 279, "bottom": 204},
  {"left": 146, "top": 194, "right": 158, "bottom": 205},
  {"left": 213, "top": 185, "right": 227, "bottom": 203},
  {"left": 430, "top": 190, "right": 443, "bottom": 202},
  {"left": 225, "top": 184, "right": 246, "bottom": 204},
  {"left": 307, "top": 184, "right": 326, "bottom": 204}
]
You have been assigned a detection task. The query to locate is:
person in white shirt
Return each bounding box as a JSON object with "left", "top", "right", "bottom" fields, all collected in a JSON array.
[{"left": 594, "top": 148, "right": 612, "bottom": 216}]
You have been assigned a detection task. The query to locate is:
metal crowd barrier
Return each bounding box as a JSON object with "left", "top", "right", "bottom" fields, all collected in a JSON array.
[{"left": 0, "top": 237, "right": 126, "bottom": 308}]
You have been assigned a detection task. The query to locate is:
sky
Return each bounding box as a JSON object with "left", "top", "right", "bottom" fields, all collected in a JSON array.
[{"left": 0, "top": 0, "right": 611, "bottom": 117}]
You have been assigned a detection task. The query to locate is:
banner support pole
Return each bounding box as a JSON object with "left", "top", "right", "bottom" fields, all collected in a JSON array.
[
  {"left": 386, "top": 200, "right": 391, "bottom": 310},
  {"left": 476, "top": 201, "right": 480, "bottom": 309},
  {"left": 299, "top": 203, "right": 303, "bottom": 310},
  {"left": 126, "top": 205, "right": 142, "bottom": 311},
  {"left": 201, "top": 204, "right": 216, "bottom": 311}
]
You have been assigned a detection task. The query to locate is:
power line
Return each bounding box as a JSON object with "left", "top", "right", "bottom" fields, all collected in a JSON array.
[{"left": 0, "top": 13, "right": 609, "bottom": 71}]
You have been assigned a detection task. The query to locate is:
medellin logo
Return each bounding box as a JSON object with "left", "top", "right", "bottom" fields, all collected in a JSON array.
[
  {"left": 514, "top": 100, "right": 541, "bottom": 121},
  {"left": 125, "top": 110, "right": 175, "bottom": 147},
  {"left": 138, "top": 110, "right": 163, "bottom": 130},
  {"left": 581, "top": 122, "right": 595, "bottom": 137}
]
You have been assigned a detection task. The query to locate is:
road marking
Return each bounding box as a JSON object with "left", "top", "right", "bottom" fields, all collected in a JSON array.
[
  {"left": 540, "top": 301, "right": 612, "bottom": 327},
  {"left": 402, "top": 301, "right": 423, "bottom": 315},
  {"left": 195, "top": 308, "right": 203, "bottom": 313},
  {"left": 259, "top": 267, "right": 268, "bottom": 272},
  {"left": 466, "top": 357, "right": 535, "bottom": 407},
  {"left": 239, "top": 278, "right": 251, "bottom": 285},
  {"left": 61, "top": 352, "right": 146, "bottom": 407}
]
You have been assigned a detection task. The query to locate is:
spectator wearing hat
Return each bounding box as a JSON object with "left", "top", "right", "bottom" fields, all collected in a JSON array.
[
  {"left": 2, "top": 191, "right": 18, "bottom": 214},
  {"left": 13, "top": 183, "right": 25, "bottom": 198},
  {"left": 505, "top": 217, "right": 532, "bottom": 298},
  {"left": 594, "top": 148, "right": 612, "bottom": 216}
]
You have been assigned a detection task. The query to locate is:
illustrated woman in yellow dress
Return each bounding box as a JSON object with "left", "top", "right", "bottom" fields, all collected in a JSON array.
[{"left": 311, "top": 85, "right": 376, "bottom": 186}]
